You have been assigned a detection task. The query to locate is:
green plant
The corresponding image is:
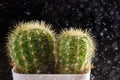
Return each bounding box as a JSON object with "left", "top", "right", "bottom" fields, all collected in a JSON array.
[
  {"left": 58, "top": 28, "right": 95, "bottom": 74},
  {"left": 7, "top": 21, "right": 56, "bottom": 74}
]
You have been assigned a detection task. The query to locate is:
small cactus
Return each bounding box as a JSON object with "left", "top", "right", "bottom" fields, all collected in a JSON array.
[
  {"left": 58, "top": 28, "right": 95, "bottom": 74},
  {"left": 7, "top": 21, "right": 56, "bottom": 74}
]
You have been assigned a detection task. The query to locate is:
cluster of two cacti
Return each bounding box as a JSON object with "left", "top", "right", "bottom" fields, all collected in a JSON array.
[{"left": 7, "top": 21, "right": 95, "bottom": 74}]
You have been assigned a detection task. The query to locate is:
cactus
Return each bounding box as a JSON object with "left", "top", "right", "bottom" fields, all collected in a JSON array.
[
  {"left": 7, "top": 21, "right": 56, "bottom": 74},
  {"left": 58, "top": 28, "right": 95, "bottom": 74}
]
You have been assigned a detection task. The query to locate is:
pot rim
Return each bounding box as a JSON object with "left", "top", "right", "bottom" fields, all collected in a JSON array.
[{"left": 12, "top": 67, "right": 91, "bottom": 75}]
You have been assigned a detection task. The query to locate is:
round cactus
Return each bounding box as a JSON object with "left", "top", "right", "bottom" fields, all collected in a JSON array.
[
  {"left": 58, "top": 28, "right": 95, "bottom": 74},
  {"left": 7, "top": 21, "right": 56, "bottom": 74}
]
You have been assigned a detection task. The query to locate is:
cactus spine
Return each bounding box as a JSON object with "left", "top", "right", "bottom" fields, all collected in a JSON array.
[
  {"left": 58, "top": 28, "right": 95, "bottom": 74},
  {"left": 7, "top": 21, "right": 56, "bottom": 74}
]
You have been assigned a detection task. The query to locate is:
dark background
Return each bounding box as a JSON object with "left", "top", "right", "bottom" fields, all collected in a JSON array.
[{"left": 0, "top": 0, "right": 120, "bottom": 80}]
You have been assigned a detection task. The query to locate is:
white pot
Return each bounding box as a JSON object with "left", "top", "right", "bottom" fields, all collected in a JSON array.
[{"left": 12, "top": 68, "right": 91, "bottom": 80}]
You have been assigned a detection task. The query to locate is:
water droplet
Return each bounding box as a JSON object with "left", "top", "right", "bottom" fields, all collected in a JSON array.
[
  {"left": 80, "top": 4, "right": 84, "bottom": 8},
  {"left": 100, "top": 32, "right": 104, "bottom": 36},
  {"left": 0, "top": 4, "right": 2, "bottom": 6},
  {"left": 25, "top": 11, "right": 31, "bottom": 15},
  {"left": 107, "top": 60, "right": 111, "bottom": 64},
  {"left": 112, "top": 42, "right": 118, "bottom": 51},
  {"left": 67, "top": 5, "right": 71, "bottom": 8},
  {"left": 114, "top": 47, "right": 118, "bottom": 50},
  {"left": 104, "top": 28, "right": 107, "bottom": 31},
  {"left": 110, "top": 11, "right": 114, "bottom": 15}
]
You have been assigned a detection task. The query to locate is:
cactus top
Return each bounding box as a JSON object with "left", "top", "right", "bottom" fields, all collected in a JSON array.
[
  {"left": 60, "top": 28, "right": 95, "bottom": 54},
  {"left": 10, "top": 21, "right": 55, "bottom": 41}
]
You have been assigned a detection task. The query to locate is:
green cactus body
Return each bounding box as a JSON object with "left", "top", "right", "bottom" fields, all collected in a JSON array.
[
  {"left": 58, "top": 28, "right": 95, "bottom": 74},
  {"left": 8, "top": 21, "right": 55, "bottom": 74}
]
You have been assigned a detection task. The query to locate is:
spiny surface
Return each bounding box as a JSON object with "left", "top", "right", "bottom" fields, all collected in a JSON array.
[
  {"left": 58, "top": 28, "right": 95, "bottom": 74},
  {"left": 8, "top": 21, "right": 55, "bottom": 74}
]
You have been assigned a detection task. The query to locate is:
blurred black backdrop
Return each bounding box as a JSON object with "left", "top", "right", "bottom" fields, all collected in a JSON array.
[{"left": 0, "top": 0, "right": 120, "bottom": 80}]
